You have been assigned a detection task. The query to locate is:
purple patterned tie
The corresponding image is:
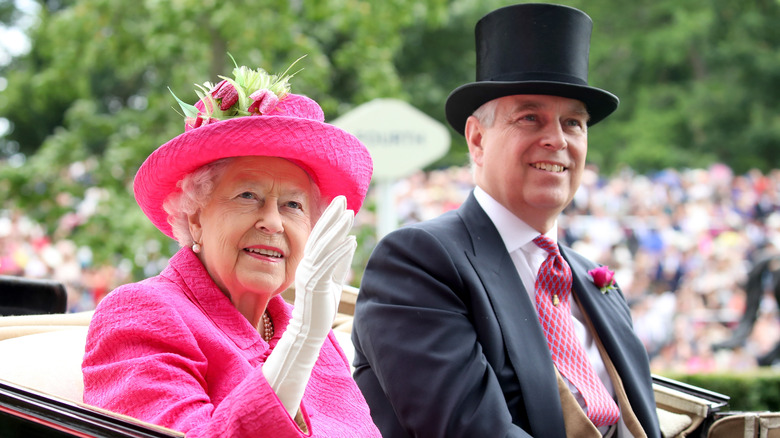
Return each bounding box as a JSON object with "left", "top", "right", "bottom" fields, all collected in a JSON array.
[{"left": 533, "top": 235, "right": 620, "bottom": 427}]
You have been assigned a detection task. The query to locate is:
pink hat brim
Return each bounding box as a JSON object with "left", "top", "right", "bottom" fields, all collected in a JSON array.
[{"left": 134, "top": 95, "right": 372, "bottom": 239}]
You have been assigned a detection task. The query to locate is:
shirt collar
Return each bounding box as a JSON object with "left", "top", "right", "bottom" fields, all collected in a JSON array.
[{"left": 473, "top": 186, "right": 558, "bottom": 254}]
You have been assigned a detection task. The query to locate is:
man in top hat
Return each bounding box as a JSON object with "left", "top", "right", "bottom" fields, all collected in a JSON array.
[{"left": 351, "top": 3, "right": 661, "bottom": 437}]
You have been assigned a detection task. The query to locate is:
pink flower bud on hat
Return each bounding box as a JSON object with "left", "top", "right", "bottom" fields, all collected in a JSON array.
[
  {"left": 185, "top": 114, "right": 218, "bottom": 131},
  {"left": 212, "top": 80, "right": 239, "bottom": 111},
  {"left": 248, "top": 89, "right": 280, "bottom": 115}
]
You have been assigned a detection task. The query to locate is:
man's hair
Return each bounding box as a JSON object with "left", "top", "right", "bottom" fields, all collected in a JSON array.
[
  {"left": 467, "top": 99, "right": 501, "bottom": 172},
  {"left": 472, "top": 99, "right": 500, "bottom": 128}
]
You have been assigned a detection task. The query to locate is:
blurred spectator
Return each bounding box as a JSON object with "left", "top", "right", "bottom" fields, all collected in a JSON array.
[
  {"left": 0, "top": 208, "right": 130, "bottom": 312},
  {"left": 3, "top": 162, "right": 780, "bottom": 373},
  {"left": 370, "top": 163, "right": 780, "bottom": 373}
]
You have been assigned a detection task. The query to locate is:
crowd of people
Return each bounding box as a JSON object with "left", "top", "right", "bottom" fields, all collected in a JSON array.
[
  {"left": 2, "top": 162, "right": 780, "bottom": 374},
  {"left": 0, "top": 207, "right": 131, "bottom": 313},
  {"left": 367, "top": 162, "right": 780, "bottom": 374}
]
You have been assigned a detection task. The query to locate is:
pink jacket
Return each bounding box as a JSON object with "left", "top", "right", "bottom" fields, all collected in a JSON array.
[{"left": 83, "top": 248, "right": 380, "bottom": 437}]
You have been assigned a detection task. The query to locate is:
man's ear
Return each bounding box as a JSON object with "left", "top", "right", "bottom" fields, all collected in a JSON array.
[{"left": 464, "top": 116, "right": 485, "bottom": 166}]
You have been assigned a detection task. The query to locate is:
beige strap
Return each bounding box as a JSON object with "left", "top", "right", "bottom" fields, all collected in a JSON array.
[
  {"left": 572, "top": 294, "right": 648, "bottom": 438},
  {"left": 556, "top": 369, "right": 603, "bottom": 437}
]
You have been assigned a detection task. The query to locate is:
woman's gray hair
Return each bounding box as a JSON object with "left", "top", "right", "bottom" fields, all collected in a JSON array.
[
  {"left": 164, "top": 158, "right": 235, "bottom": 247},
  {"left": 163, "top": 157, "right": 325, "bottom": 247}
]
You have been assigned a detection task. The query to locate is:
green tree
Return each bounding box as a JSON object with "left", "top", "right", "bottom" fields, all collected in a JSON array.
[
  {"left": 574, "top": 0, "right": 780, "bottom": 173},
  {"left": 0, "top": 0, "right": 447, "bottom": 278},
  {"left": 4, "top": 0, "right": 780, "bottom": 280},
  {"left": 398, "top": 0, "right": 780, "bottom": 174}
]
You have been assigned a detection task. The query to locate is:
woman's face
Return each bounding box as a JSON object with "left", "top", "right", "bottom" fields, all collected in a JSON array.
[{"left": 188, "top": 156, "right": 316, "bottom": 311}]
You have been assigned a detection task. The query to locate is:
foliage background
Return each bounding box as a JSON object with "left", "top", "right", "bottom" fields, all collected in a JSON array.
[
  {"left": 2, "top": 0, "right": 780, "bottom": 280},
  {"left": 663, "top": 371, "right": 780, "bottom": 412}
]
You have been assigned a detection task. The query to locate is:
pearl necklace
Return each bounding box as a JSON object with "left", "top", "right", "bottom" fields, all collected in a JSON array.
[{"left": 261, "top": 311, "right": 274, "bottom": 342}]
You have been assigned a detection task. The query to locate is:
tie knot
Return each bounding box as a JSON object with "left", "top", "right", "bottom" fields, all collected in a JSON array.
[{"left": 533, "top": 235, "right": 560, "bottom": 257}]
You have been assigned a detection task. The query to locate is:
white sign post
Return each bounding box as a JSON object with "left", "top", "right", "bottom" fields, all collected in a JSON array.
[{"left": 332, "top": 99, "right": 450, "bottom": 238}]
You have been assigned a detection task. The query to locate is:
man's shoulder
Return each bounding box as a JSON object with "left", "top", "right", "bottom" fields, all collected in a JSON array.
[
  {"left": 385, "top": 209, "right": 469, "bottom": 244},
  {"left": 408, "top": 208, "right": 464, "bottom": 229}
]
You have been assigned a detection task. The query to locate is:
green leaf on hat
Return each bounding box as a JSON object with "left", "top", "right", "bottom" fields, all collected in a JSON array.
[{"left": 168, "top": 87, "right": 200, "bottom": 119}]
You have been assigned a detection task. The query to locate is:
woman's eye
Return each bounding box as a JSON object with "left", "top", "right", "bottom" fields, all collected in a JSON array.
[
  {"left": 238, "top": 192, "right": 255, "bottom": 200},
  {"left": 285, "top": 200, "right": 303, "bottom": 210}
]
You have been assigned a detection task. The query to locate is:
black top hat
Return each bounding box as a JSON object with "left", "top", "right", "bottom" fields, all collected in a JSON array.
[{"left": 445, "top": 3, "right": 619, "bottom": 135}]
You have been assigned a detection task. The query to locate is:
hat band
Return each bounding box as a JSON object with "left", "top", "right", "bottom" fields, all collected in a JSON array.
[{"left": 486, "top": 71, "right": 588, "bottom": 86}]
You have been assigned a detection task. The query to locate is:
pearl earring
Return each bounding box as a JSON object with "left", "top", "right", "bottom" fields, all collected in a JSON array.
[{"left": 192, "top": 242, "right": 202, "bottom": 253}]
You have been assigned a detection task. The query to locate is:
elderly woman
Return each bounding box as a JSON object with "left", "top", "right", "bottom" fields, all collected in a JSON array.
[{"left": 82, "top": 61, "right": 380, "bottom": 437}]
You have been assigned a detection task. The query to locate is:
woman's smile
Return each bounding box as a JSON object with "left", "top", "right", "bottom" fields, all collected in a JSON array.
[{"left": 244, "top": 245, "right": 285, "bottom": 260}]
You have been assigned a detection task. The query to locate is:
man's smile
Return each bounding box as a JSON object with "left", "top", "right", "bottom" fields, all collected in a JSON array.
[{"left": 531, "top": 162, "right": 567, "bottom": 173}]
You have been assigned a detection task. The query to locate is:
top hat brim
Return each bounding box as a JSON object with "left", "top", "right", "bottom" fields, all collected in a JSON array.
[{"left": 445, "top": 80, "right": 619, "bottom": 135}]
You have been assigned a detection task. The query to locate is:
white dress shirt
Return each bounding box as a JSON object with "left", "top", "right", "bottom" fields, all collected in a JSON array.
[{"left": 473, "top": 187, "right": 630, "bottom": 437}]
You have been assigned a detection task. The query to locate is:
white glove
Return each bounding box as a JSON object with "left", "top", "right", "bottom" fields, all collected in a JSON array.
[{"left": 262, "top": 195, "right": 357, "bottom": 418}]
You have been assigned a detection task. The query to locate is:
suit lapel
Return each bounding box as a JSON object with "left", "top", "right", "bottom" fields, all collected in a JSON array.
[
  {"left": 458, "top": 195, "right": 566, "bottom": 437},
  {"left": 562, "top": 246, "right": 659, "bottom": 435},
  {"left": 561, "top": 246, "right": 637, "bottom": 365}
]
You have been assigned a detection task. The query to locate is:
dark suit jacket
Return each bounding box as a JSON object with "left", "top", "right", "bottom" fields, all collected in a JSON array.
[{"left": 352, "top": 193, "right": 661, "bottom": 438}]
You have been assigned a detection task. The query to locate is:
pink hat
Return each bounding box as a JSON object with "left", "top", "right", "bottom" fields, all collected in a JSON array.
[{"left": 133, "top": 63, "right": 373, "bottom": 239}]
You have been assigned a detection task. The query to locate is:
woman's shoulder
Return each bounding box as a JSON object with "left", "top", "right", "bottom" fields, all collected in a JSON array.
[
  {"left": 89, "top": 274, "right": 194, "bottom": 335},
  {"left": 85, "top": 276, "right": 209, "bottom": 358},
  {"left": 99, "top": 274, "right": 187, "bottom": 311}
]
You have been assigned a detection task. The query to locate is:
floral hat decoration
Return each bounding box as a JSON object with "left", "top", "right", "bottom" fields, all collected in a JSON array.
[{"left": 133, "top": 56, "right": 373, "bottom": 239}]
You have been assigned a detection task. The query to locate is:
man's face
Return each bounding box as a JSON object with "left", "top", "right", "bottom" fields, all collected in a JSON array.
[{"left": 465, "top": 94, "right": 589, "bottom": 232}]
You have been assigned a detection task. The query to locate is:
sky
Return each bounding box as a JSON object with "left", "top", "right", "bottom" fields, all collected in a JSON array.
[{"left": 0, "top": 0, "right": 39, "bottom": 67}]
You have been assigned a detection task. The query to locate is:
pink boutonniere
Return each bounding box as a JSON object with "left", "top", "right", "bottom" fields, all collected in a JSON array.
[{"left": 588, "top": 266, "right": 617, "bottom": 294}]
